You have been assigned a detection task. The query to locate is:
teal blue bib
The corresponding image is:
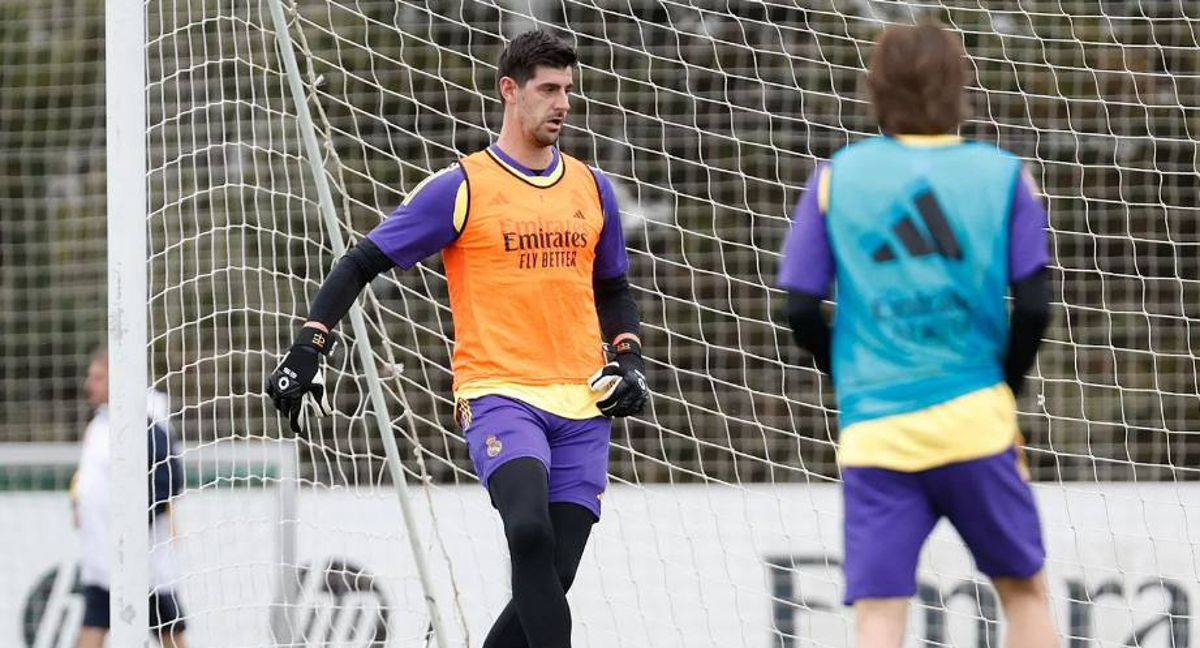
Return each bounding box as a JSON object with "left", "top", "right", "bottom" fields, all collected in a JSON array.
[{"left": 826, "top": 137, "right": 1021, "bottom": 426}]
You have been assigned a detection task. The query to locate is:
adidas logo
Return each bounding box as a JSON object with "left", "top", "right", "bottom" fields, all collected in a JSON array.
[
  {"left": 572, "top": 209, "right": 585, "bottom": 220},
  {"left": 871, "top": 189, "right": 963, "bottom": 262}
]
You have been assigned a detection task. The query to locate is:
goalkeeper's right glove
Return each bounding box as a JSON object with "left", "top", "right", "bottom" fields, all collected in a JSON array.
[
  {"left": 588, "top": 338, "right": 648, "bottom": 418},
  {"left": 266, "top": 326, "right": 339, "bottom": 434}
]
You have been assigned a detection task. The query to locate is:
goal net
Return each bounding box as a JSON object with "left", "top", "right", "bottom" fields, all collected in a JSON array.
[{"left": 124, "top": 1, "right": 1200, "bottom": 646}]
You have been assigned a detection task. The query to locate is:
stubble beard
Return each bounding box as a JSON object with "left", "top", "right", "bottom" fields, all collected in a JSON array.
[{"left": 534, "top": 127, "right": 560, "bottom": 147}]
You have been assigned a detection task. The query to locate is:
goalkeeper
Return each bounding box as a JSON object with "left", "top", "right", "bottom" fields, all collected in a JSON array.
[
  {"left": 779, "top": 21, "right": 1057, "bottom": 648},
  {"left": 267, "top": 29, "right": 646, "bottom": 648}
]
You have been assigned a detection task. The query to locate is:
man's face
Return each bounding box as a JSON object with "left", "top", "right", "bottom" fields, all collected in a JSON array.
[
  {"left": 84, "top": 357, "right": 108, "bottom": 408},
  {"left": 504, "top": 65, "right": 574, "bottom": 147}
]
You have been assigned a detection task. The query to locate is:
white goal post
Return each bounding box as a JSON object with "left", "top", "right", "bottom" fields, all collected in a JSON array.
[
  {"left": 106, "top": 1, "right": 1200, "bottom": 647},
  {"left": 105, "top": 0, "right": 148, "bottom": 643}
]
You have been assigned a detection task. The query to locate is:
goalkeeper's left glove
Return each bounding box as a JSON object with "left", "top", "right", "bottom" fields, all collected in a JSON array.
[
  {"left": 266, "top": 326, "right": 339, "bottom": 434},
  {"left": 589, "top": 337, "right": 648, "bottom": 418}
]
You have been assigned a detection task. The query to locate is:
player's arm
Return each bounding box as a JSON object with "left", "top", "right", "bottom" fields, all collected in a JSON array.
[
  {"left": 301, "top": 239, "right": 395, "bottom": 334},
  {"left": 780, "top": 164, "right": 835, "bottom": 375},
  {"left": 587, "top": 168, "right": 648, "bottom": 417},
  {"left": 266, "top": 165, "right": 466, "bottom": 432},
  {"left": 1003, "top": 168, "right": 1052, "bottom": 396}
]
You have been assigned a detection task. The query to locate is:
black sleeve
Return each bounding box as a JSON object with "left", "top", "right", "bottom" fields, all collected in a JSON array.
[
  {"left": 307, "top": 238, "right": 396, "bottom": 329},
  {"left": 785, "top": 290, "right": 832, "bottom": 376},
  {"left": 593, "top": 273, "right": 640, "bottom": 343},
  {"left": 1005, "top": 267, "right": 1051, "bottom": 396}
]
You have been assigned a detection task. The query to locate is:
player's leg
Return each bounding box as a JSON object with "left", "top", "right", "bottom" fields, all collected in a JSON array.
[
  {"left": 482, "top": 502, "right": 596, "bottom": 648},
  {"left": 158, "top": 631, "right": 187, "bottom": 648},
  {"left": 77, "top": 585, "right": 109, "bottom": 648},
  {"left": 545, "top": 502, "right": 595, "bottom": 590},
  {"left": 462, "top": 396, "right": 569, "bottom": 648},
  {"left": 76, "top": 628, "right": 106, "bottom": 648},
  {"left": 842, "top": 465, "right": 939, "bottom": 648},
  {"left": 993, "top": 571, "right": 1056, "bottom": 648},
  {"left": 483, "top": 411, "right": 608, "bottom": 648},
  {"left": 927, "top": 446, "right": 1055, "bottom": 648},
  {"left": 486, "top": 457, "right": 570, "bottom": 648},
  {"left": 853, "top": 598, "right": 909, "bottom": 648}
]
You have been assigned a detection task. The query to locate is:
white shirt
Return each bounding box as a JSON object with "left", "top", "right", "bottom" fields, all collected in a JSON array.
[
  {"left": 75, "top": 405, "right": 111, "bottom": 586},
  {"left": 74, "top": 392, "right": 179, "bottom": 590}
]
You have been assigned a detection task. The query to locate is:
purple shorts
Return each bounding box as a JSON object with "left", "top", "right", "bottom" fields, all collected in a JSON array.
[
  {"left": 459, "top": 395, "right": 611, "bottom": 518},
  {"left": 841, "top": 447, "right": 1045, "bottom": 604}
]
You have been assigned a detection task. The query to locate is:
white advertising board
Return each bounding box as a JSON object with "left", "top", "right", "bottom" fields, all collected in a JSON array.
[{"left": 3, "top": 483, "right": 1198, "bottom": 647}]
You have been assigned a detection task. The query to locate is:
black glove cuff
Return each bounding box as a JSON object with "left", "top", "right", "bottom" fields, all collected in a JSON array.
[
  {"left": 295, "top": 326, "right": 340, "bottom": 357},
  {"left": 608, "top": 338, "right": 644, "bottom": 374}
]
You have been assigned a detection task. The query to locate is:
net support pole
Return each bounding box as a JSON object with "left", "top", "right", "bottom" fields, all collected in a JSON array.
[
  {"left": 266, "top": 2, "right": 449, "bottom": 646},
  {"left": 274, "top": 440, "right": 301, "bottom": 646},
  {"left": 106, "top": 0, "right": 149, "bottom": 645}
]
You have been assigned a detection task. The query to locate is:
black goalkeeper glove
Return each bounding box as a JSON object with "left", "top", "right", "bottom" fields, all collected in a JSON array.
[
  {"left": 588, "top": 338, "right": 648, "bottom": 418},
  {"left": 266, "top": 326, "right": 339, "bottom": 434}
]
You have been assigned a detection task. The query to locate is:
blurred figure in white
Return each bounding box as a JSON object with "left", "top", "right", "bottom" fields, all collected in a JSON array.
[{"left": 71, "top": 348, "right": 187, "bottom": 648}]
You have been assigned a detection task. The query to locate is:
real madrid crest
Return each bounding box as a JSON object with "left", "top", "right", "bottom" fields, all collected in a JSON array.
[{"left": 485, "top": 434, "right": 503, "bottom": 458}]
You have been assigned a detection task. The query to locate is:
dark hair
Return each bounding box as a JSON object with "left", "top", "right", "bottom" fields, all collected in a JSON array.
[
  {"left": 866, "top": 22, "right": 969, "bottom": 135},
  {"left": 497, "top": 29, "right": 577, "bottom": 95}
]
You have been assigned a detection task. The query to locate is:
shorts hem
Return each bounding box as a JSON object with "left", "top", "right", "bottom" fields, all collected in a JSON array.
[
  {"left": 979, "top": 558, "right": 1045, "bottom": 581},
  {"left": 843, "top": 585, "right": 918, "bottom": 606},
  {"left": 80, "top": 584, "right": 110, "bottom": 629},
  {"left": 150, "top": 589, "right": 187, "bottom": 631}
]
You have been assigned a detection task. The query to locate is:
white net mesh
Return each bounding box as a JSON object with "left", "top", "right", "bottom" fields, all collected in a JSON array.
[
  {"left": 135, "top": 1, "right": 1200, "bottom": 647},
  {"left": 0, "top": 5, "right": 106, "bottom": 642},
  {"left": 0, "top": 0, "right": 106, "bottom": 444}
]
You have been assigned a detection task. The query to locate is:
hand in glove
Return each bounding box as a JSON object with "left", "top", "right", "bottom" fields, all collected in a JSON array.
[
  {"left": 266, "top": 326, "right": 339, "bottom": 434},
  {"left": 588, "top": 337, "right": 648, "bottom": 418}
]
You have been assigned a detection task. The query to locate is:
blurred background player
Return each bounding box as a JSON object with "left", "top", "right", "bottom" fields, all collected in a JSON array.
[
  {"left": 72, "top": 348, "right": 187, "bottom": 648},
  {"left": 778, "top": 21, "right": 1057, "bottom": 648},
  {"left": 266, "top": 29, "right": 647, "bottom": 648}
]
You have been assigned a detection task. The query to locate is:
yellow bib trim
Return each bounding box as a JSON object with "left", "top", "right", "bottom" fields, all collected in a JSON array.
[
  {"left": 455, "top": 380, "right": 602, "bottom": 420},
  {"left": 838, "top": 383, "right": 1020, "bottom": 472},
  {"left": 484, "top": 147, "right": 565, "bottom": 188}
]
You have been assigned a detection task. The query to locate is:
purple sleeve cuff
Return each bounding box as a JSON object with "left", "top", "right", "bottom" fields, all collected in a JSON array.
[
  {"left": 591, "top": 168, "right": 630, "bottom": 279},
  {"left": 366, "top": 166, "right": 464, "bottom": 270},
  {"left": 1008, "top": 168, "right": 1051, "bottom": 282},
  {"left": 777, "top": 165, "right": 835, "bottom": 298}
]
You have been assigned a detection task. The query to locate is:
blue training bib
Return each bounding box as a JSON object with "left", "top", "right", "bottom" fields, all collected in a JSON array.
[{"left": 825, "top": 137, "right": 1022, "bottom": 427}]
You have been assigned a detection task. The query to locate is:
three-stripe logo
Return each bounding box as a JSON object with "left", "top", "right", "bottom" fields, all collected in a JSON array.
[{"left": 871, "top": 188, "right": 963, "bottom": 262}]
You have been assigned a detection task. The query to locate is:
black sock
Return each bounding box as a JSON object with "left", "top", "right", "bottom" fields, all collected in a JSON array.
[{"left": 483, "top": 459, "right": 596, "bottom": 648}]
